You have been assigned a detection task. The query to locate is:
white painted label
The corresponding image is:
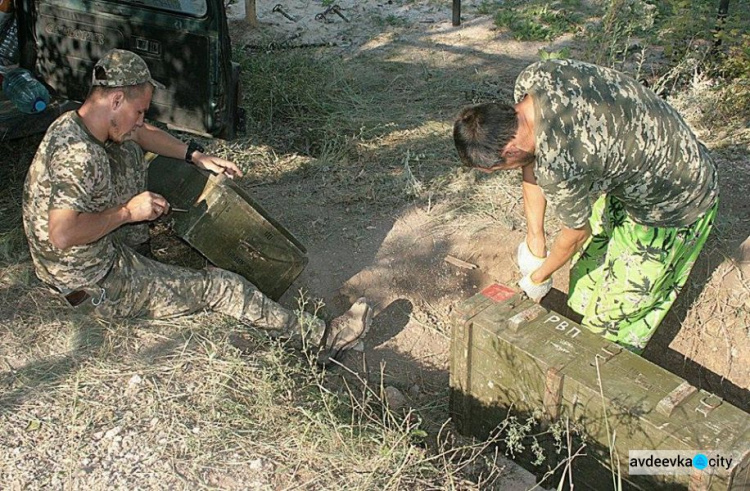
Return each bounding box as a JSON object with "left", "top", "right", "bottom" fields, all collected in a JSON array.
[{"left": 543, "top": 314, "right": 581, "bottom": 338}]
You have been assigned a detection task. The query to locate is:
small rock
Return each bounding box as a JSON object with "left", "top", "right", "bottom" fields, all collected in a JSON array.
[
  {"left": 384, "top": 386, "right": 407, "bottom": 411},
  {"left": 408, "top": 384, "right": 421, "bottom": 398},
  {"left": 104, "top": 426, "right": 122, "bottom": 440}
]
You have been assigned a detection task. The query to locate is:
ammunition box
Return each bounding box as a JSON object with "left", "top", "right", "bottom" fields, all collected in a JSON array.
[
  {"left": 449, "top": 284, "right": 750, "bottom": 490},
  {"left": 147, "top": 156, "right": 308, "bottom": 301}
]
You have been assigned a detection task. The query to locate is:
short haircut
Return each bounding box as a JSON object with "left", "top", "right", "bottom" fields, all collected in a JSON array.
[
  {"left": 88, "top": 82, "right": 151, "bottom": 101},
  {"left": 453, "top": 102, "right": 518, "bottom": 168}
]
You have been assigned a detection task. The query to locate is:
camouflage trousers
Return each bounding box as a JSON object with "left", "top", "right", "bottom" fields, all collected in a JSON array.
[
  {"left": 67, "top": 151, "right": 326, "bottom": 345},
  {"left": 568, "top": 195, "right": 718, "bottom": 354},
  {"left": 73, "top": 242, "right": 326, "bottom": 345}
]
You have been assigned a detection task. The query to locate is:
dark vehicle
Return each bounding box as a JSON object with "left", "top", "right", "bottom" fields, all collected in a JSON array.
[{"left": 1, "top": 0, "right": 244, "bottom": 140}]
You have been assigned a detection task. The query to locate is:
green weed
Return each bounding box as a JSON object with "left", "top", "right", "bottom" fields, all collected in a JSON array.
[
  {"left": 373, "top": 13, "right": 411, "bottom": 28},
  {"left": 476, "top": 0, "right": 501, "bottom": 16},
  {"left": 493, "top": 1, "right": 583, "bottom": 41}
]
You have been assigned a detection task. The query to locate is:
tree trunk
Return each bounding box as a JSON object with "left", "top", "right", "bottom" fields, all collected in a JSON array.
[
  {"left": 452, "top": 0, "right": 461, "bottom": 26},
  {"left": 718, "top": 0, "right": 730, "bottom": 18},
  {"left": 714, "top": 0, "right": 730, "bottom": 47},
  {"left": 245, "top": 0, "right": 258, "bottom": 27}
]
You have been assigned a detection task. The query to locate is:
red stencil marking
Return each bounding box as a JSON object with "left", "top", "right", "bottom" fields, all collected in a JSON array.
[{"left": 480, "top": 284, "right": 516, "bottom": 302}]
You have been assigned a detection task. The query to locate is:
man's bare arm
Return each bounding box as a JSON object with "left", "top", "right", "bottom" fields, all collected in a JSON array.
[
  {"left": 521, "top": 164, "right": 547, "bottom": 257},
  {"left": 132, "top": 123, "right": 243, "bottom": 178},
  {"left": 48, "top": 191, "right": 168, "bottom": 250},
  {"left": 530, "top": 224, "right": 591, "bottom": 284},
  {"left": 132, "top": 123, "right": 188, "bottom": 160}
]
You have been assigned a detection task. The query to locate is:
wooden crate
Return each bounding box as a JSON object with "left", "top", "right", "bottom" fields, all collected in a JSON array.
[{"left": 449, "top": 284, "right": 750, "bottom": 490}]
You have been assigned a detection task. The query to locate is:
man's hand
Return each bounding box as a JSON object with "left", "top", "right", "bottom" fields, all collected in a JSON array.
[
  {"left": 519, "top": 273, "right": 552, "bottom": 302},
  {"left": 132, "top": 124, "right": 243, "bottom": 179},
  {"left": 48, "top": 192, "right": 170, "bottom": 251},
  {"left": 192, "top": 153, "right": 243, "bottom": 178},
  {"left": 517, "top": 240, "right": 547, "bottom": 277},
  {"left": 125, "top": 191, "right": 170, "bottom": 222}
]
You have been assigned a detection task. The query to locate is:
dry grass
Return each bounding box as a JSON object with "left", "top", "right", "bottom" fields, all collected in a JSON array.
[
  {"left": 0, "top": 35, "right": 554, "bottom": 487},
  {"left": 0, "top": 289, "right": 513, "bottom": 488},
  {"left": 2, "top": 9, "right": 750, "bottom": 489},
  {"left": 0, "top": 46, "right": 518, "bottom": 489},
  {"left": 662, "top": 77, "right": 750, "bottom": 389}
]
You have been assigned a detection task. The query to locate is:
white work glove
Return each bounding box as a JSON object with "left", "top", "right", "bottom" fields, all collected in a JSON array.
[
  {"left": 517, "top": 240, "right": 547, "bottom": 277},
  {"left": 519, "top": 273, "right": 552, "bottom": 302}
]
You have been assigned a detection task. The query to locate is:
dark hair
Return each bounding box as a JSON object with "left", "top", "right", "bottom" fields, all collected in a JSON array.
[{"left": 453, "top": 102, "right": 519, "bottom": 168}]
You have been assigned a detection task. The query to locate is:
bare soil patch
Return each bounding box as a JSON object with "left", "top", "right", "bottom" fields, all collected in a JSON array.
[
  {"left": 1, "top": 1, "right": 748, "bottom": 489},
  {"left": 227, "top": 0, "right": 749, "bottom": 411}
]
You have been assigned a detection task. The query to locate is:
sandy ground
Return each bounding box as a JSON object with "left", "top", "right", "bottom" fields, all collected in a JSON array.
[
  {"left": 225, "top": 2, "right": 566, "bottom": 487},
  {"left": 0, "top": 2, "right": 746, "bottom": 489},
  {"left": 227, "top": 0, "right": 750, "bottom": 402},
  {"left": 229, "top": 0, "right": 750, "bottom": 487}
]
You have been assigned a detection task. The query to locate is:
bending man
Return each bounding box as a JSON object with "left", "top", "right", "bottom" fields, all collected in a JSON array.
[{"left": 453, "top": 59, "right": 718, "bottom": 353}]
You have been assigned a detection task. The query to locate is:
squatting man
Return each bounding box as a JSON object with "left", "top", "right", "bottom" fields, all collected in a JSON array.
[
  {"left": 453, "top": 59, "right": 718, "bottom": 353},
  {"left": 22, "top": 49, "right": 372, "bottom": 363}
]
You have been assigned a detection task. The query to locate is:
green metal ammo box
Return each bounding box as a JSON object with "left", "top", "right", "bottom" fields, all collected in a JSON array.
[
  {"left": 449, "top": 284, "right": 750, "bottom": 490},
  {"left": 147, "top": 156, "right": 308, "bottom": 301}
]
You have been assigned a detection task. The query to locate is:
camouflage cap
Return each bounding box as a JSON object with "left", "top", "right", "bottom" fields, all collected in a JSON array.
[{"left": 91, "top": 49, "right": 165, "bottom": 89}]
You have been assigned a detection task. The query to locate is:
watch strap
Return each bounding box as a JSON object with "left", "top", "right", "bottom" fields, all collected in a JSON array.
[{"left": 185, "top": 140, "right": 205, "bottom": 163}]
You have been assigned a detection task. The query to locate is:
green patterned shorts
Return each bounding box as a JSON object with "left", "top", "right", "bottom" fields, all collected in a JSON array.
[{"left": 568, "top": 195, "right": 717, "bottom": 353}]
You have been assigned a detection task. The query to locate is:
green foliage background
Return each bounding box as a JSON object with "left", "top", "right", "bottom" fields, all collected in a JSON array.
[{"left": 489, "top": 0, "right": 750, "bottom": 124}]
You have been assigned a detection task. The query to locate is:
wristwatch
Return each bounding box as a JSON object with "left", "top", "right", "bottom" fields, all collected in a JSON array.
[{"left": 185, "top": 140, "right": 205, "bottom": 163}]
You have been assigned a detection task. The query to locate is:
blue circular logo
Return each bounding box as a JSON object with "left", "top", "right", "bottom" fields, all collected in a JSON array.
[{"left": 693, "top": 454, "right": 708, "bottom": 470}]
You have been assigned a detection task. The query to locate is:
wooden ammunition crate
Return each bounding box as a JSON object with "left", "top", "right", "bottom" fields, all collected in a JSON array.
[
  {"left": 449, "top": 284, "right": 750, "bottom": 490},
  {"left": 147, "top": 156, "right": 308, "bottom": 301}
]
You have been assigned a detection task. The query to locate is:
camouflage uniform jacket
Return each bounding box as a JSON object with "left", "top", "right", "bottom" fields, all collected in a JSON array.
[
  {"left": 22, "top": 111, "right": 146, "bottom": 292},
  {"left": 514, "top": 59, "right": 718, "bottom": 229}
]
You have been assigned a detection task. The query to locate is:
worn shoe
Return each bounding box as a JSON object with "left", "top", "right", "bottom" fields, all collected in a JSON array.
[{"left": 317, "top": 297, "right": 373, "bottom": 366}]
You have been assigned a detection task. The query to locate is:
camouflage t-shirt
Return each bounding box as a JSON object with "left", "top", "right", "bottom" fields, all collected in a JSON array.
[
  {"left": 22, "top": 111, "right": 145, "bottom": 292},
  {"left": 514, "top": 59, "right": 718, "bottom": 229}
]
